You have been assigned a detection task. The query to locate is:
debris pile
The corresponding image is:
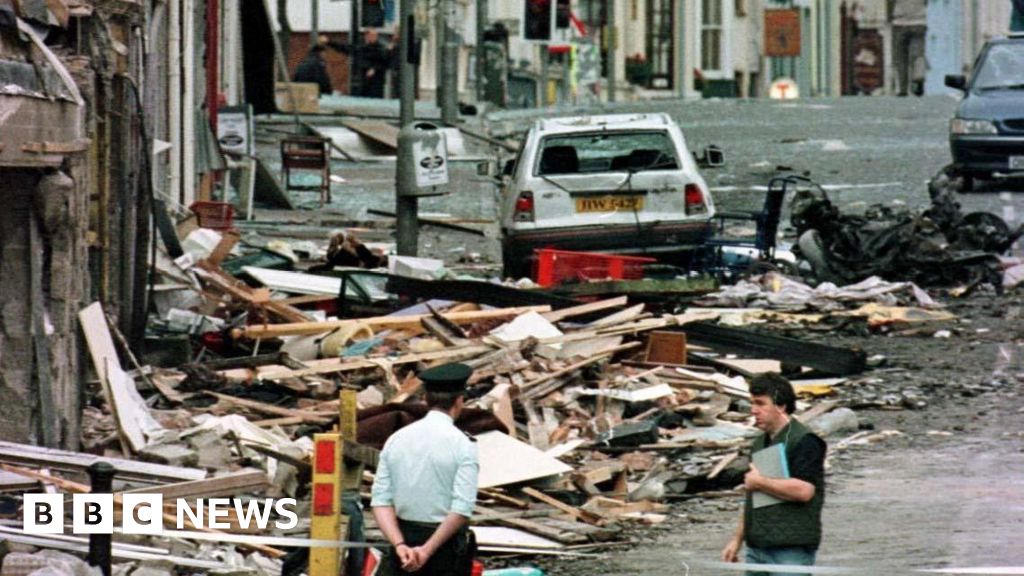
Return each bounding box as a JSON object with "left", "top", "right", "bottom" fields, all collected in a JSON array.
[{"left": 4, "top": 203, "right": 973, "bottom": 573}]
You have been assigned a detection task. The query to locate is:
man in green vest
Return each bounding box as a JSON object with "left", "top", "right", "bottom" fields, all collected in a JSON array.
[{"left": 721, "top": 373, "right": 827, "bottom": 576}]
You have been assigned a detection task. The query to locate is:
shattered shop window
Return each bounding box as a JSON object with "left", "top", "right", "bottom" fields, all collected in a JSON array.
[
  {"left": 537, "top": 131, "right": 679, "bottom": 175},
  {"left": 973, "top": 44, "right": 1024, "bottom": 91}
]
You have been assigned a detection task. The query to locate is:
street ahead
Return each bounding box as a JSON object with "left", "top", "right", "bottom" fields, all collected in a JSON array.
[{"left": 343, "top": 95, "right": 1018, "bottom": 266}]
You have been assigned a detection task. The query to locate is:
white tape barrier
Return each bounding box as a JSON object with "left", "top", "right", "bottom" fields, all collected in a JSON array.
[{"left": 695, "top": 560, "right": 1024, "bottom": 575}]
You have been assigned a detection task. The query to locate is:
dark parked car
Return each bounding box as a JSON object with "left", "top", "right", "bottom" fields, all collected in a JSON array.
[{"left": 945, "top": 34, "right": 1024, "bottom": 191}]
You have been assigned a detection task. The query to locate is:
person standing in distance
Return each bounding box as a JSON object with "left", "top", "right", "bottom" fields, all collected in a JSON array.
[
  {"left": 371, "top": 362, "right": 479, "bottom": 575},
  {"left": 721, "top": 373, "right": 827, "bottom": 576},
  {"left": 292, "top": 40, "right": 333, "bottom": 96}
]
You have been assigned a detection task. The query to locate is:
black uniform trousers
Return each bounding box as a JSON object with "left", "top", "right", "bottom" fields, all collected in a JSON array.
[{"left": 378, "top": 519, "right": 475, "bottom": 576}]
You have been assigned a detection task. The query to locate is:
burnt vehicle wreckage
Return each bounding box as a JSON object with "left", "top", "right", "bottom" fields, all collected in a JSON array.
[{"left": 788, "top": 178, "right": 1024, "bottom": 292}]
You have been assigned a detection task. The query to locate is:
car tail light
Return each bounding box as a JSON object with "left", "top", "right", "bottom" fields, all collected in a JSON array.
[
  {"left": 513, "top": 191, "right": 535, "bottom": 222},
  {"left": 312, "top": 483, "right": 334, "bottom": 516},
  {"left": 684, "top": 184, "right": 707, "bottom": 215}
]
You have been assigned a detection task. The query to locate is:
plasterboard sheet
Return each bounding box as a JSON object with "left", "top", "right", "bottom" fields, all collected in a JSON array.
[
  {"left": 577, "top": 383, "right": 675, "bottom": 403},
  {"left": 79, "top": 302, "right": 122, "bottom": 378},
  {"left": 470, "top": 526, "right": 562, "bottom": 549},
  {"left": 475, "top": 431, "right": 573, "bottom": 489},
  {"left": 106, "top": 361, "right": 167, "bottom": 452},
  {"left": 242, "top": 266, "right": 341, "bottom": 296}
]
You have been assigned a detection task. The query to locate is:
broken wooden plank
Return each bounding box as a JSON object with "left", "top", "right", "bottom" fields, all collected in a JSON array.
[
  {"left": 421, "top": 316, "right": 472, "bottom": 347},
  {"left": 206, "top": 230, "right": 242, "bottom": 267},
  {"left": 473, "top": 505, "right": 588, "bottom": 544},
  {"left": 706, "top": 451, "right": 740, "bottom": 480},
  {"left": 522, "top": 487, "right": 605, "bottom": 525},
  {"left": 519, "top": 341, "right": 642, "bottom": 401},
  {"left": 0, "top": 441, "right": 205, "bottom": 483},
  {"left": 207, "top": 392, "right": 333, "bottom": 424},
  {"left": 78, "top": 302, "right": 165, "bottom": 454},
  {"left": 342, "top": 119, "right": 400, "bottom": 150},
  {"left": 234, "top": 305, "right": 552, "bottom": 340},
  {"left": 123, "top": 470, "right": 270, "bottom": 500},
  {"left": 541, "top": 296, "right": 628, "bottom": 323},
  {"left": 795, "top": 399, "right": 840, "bottom": 424},
  {"left": 227, "top": 344, "right": 494, "bottom": 381},
  {"left": 478, "top": 488, "right": 531, "bottom": 509},
  {"left": 583, "top": 303, "right": 646, "bottom": 330}
]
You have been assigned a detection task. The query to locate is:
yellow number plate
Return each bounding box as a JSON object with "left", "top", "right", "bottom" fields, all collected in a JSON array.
[{"left": 575, "top": 195, "right": 644, "bottom": 213}]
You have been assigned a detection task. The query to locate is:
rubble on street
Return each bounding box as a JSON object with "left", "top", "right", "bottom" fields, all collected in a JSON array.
[{"left": 4, "top": 203, "right": 994, "bottom": 574}]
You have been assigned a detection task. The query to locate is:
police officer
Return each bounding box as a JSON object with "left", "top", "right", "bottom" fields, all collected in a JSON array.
[{"left": 371, "top": 362, "right": 479, "bottom": 575}]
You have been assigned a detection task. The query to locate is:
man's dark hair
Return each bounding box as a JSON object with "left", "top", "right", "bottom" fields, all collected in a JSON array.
[
  {"left": 425, "top": 390, "right": 463, "bottom": 411},
  {"left": 749, "top": 372, "right": 797, "bottom": 415}
]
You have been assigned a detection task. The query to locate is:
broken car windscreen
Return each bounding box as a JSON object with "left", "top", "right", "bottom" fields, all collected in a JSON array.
[
  {"left": 536, "top": 131, "right": 679, "bottom": 175},
  {"left": 973, "top": 44, "right": 1024, "bottom": 91}
]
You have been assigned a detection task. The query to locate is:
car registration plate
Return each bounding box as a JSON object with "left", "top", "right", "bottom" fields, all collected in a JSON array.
[
  {"left": 575, "top": 195, "right": 644, "bottom": 213},
  {"left": 1010, "top": 156, "right": 1024, "bottom": 170}
]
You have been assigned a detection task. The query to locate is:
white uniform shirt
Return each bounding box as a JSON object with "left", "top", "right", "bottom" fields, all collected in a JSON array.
[{"left": 370, "top": 410, "right": 479, "bottom": 522}]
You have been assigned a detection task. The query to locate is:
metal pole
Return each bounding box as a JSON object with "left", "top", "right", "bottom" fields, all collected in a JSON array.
[
  {"left": 350, "top": 0, "right": 361, "bottom": 96},
  {"left": 606, "top": 0, "right": 616, "bottom": 103},
  {"left": 87, "top": 462, "right": 116, "bottom": 576},
  {"left": 435, "top": 2, "right": 443, "bottom": 108},
  {"left": 540, "top": 43, "right": 548, "bottom": 106},
  {"left": 311, "top": 0, "right": 318, "bottom": 46},
  {"left": 396, "top": 1, "right": 418, "bottom": 255},
  {"left": 476, "top": 0, "right": 487, "bottom": 101},
  {"left": 440, "top": 0, "right": 459, "bottom": 123}
]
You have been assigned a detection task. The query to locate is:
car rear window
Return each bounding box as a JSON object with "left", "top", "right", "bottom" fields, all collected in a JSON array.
[
  {"left": 536, "top": 131, "right": 679, "bottom": 175},
  {"left": 973, "top": 42, "right": 1024, "bottom": 91}
]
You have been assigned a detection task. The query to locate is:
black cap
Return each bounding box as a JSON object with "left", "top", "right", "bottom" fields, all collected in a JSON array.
[{"left": 419, "top": 362, "right": 472, "bottom": 393}]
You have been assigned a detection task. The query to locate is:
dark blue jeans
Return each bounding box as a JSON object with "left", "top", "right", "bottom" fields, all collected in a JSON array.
[{"left": 745, "top": 544, "right": 817, "bottom": 576}]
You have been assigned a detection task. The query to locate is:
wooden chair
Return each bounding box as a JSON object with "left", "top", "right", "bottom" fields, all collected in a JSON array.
[{"left": 280, "top": 136, "right": 331, "bottom": 207}]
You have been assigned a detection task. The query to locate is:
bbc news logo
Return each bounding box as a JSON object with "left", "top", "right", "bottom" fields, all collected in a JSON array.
[{"left": 24, "top": 494, "right": 299, "bottom": 535}]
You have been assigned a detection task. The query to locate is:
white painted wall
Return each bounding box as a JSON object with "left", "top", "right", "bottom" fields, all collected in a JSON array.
[{"left": 264, "top": 0, "right": 354, "bottom": 32}]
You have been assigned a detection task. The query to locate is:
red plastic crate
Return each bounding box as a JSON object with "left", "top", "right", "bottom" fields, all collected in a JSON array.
[
  {"left": 534, "top": 248, "right": 657, "bottom": 287},
  {"left": 189, "top": 201, "right": 235, "bottom": 231}
]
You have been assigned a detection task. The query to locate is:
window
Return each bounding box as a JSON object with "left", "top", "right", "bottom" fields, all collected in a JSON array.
[
  {"left": 536, "top": 131, "right": 679, "bottom": 175},
  {"left": 646, "top": 0, "right": 675, "bottom": 88},
  {"left": 702, "top": 0, "right": 723, "bottom": 71},
  {"left": 972, "top": 43, "right": 1024, "bottom": 91}
]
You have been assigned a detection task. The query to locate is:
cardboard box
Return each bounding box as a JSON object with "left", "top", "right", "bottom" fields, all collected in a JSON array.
[{"left": 274, "top": 83, "right": 320, "bottom": 114}]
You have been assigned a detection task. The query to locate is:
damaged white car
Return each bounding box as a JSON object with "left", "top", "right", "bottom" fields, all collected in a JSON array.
[{"left": 498, "top": 113, "right": 720, "bottom": 279}]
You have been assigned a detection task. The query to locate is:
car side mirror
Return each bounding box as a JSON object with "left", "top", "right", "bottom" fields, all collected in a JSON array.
[
  {"left": 695, "top": 145, "right": 725, "bottom": 168},
  {"left": 502, "top": 159, "right": 516, "bottom": 176},
  {"left": 945, "top": 74, "right": 967, "bottom": 90}
]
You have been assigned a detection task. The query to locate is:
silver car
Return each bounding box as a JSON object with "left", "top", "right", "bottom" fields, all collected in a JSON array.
[{"left": 499, "top": 113, "right": 718, "bottom": 278}]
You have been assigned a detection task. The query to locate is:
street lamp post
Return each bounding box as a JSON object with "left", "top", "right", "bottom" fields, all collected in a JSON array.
[{"left": 396, "top": 0, "right": 418, "bottom": 255}]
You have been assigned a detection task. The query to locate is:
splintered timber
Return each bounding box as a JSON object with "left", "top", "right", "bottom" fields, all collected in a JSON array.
[{"left": 23, "top": 494, "right": 299, "bottom": 534}]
